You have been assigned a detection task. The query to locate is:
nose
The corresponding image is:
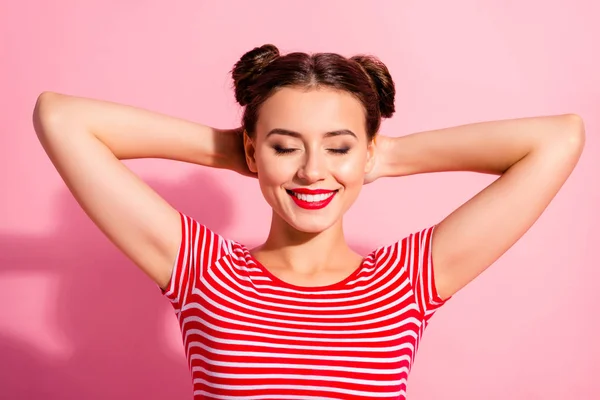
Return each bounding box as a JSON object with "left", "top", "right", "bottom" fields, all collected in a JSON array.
[{"left": 297, "top": 149, "right": 326, "bottom": 184}]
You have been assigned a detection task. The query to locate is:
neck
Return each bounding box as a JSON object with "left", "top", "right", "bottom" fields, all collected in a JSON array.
[{"left": 255, "top": 211, "right": 357, "bottom": 275}]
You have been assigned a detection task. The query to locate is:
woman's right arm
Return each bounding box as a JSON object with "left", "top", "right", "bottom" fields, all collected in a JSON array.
[{"left": 32, "top": 91, "right": 245, "bottom": 289}]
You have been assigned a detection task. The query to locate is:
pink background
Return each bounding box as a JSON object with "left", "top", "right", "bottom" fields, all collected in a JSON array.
[{"left": 1, "top": 1, "right": 598, "bottom": 399}]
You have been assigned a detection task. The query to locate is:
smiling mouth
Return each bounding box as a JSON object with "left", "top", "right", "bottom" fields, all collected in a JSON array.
[
  {"left": 285, "top": 189, "right": 338, "bottom": 210},
  {"left": 286, "top": 189, "right": 337, "bottom": 202}
]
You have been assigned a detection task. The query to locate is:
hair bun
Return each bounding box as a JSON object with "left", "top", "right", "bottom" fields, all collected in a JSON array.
[
  {"left": 350, "top": 55, "right": 396, "bottom": 118},
  {"left": 232, "top": 44, "right": 280, "bottom": 106}
]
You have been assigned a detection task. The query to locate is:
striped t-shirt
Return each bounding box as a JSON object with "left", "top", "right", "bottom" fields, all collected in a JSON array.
[{"left": 162, "top": 212, "right": 448, "bottom": 399}]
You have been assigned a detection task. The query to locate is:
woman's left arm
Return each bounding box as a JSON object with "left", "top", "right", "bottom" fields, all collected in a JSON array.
[{"left": 377, "top": 114, "right": 585, "bottom": 300}]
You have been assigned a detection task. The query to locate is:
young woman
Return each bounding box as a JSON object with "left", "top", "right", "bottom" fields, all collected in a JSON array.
[{"left": 33, "top": 44, "right": 585, "bottom": 399}]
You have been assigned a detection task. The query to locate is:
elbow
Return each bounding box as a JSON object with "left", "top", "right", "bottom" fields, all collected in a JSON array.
[
  {"left": 563, "top": 113, "right": 586, "bottom": 154},
  {"left": 33, "top": 91, "right": 67, "bottom": 138},
  {"left": 548, "top": 114, "right": 585, "bottom": 157}
]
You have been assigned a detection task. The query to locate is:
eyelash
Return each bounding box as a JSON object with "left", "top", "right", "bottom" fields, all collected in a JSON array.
[
  {"left": 273, "top": 146, "right": 350, "bottom": 155},
  {"left": 273, "top": 146, "right": 296, "bottom": 155},
  {"left": 328, "top": 148, "right": 350, "bottom": 155}
]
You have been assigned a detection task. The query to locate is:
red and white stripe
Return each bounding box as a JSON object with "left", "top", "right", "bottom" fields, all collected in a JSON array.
[{"left": 162, "top": 213, "right": 447, "bottom": 400}]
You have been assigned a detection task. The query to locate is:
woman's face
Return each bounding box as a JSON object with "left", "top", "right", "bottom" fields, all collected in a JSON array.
[{"left": 245, "top": 87, "right": 375, "bottom": 233}]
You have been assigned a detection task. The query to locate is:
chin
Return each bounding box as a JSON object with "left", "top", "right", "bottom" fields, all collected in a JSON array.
[
  {"left": 283, "top": 213, "right": 341, "bottom": 234},
  {"left": 291, "top": 221, "right": 335, "bottom": 234}
]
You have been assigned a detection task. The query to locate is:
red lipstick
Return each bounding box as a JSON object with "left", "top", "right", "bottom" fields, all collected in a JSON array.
[
  {"left": 290, "top": 188, "right": 333, "bottom": 195},
  {"left": 286, "top": 188, "right": 337, "bottom": 210}
]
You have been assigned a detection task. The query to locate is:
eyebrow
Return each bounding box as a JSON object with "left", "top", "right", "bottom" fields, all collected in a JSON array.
[{"left": 266, "top": 128, "right": 358, "bottom": 139}]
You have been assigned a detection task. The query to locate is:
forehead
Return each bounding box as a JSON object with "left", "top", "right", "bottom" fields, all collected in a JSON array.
[{"left": 255, "top": 87, "right": 366, "bottom": 138}]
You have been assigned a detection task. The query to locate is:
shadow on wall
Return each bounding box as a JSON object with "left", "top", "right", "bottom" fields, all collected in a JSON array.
[
  {"left": 0, "top": 170, "right": 375, "bottom": 400},
  {"left": 0, "top": 172, "right": 234, "bottom": 400}
]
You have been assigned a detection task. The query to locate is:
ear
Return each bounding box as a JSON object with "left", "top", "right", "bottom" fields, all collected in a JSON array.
[
  {"left": 243, "top": 130, "right": 258, "bottom": 174},
  {"left": 364, "top": 135, "right": 377, "bottom": 174}
]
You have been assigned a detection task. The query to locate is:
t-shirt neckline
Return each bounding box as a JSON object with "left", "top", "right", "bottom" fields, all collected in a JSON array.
[{"left": 244, "top": 247, "right": 370, "bottom": 292}]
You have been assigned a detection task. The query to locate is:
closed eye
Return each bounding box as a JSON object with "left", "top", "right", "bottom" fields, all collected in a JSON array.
[
  {"left": 273, "top": 146, "right": 350, "bottom": 155},
  {"left": 327, "top": 148, "right": 350, "bottom": 155},
  {"left": 273, "top": 145, "right": 297, "bottom": 155}
]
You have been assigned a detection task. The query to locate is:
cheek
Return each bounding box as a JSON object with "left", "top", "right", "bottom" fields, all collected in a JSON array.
[
  {"left": 255, "top": 152, "right": 295, "bottom": 186},
  {"left": 333, "top": 154, "right": 368, "bottom": 184}
]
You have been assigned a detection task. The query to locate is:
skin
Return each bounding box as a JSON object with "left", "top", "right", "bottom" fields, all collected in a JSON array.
[
  {"left": 32, "top": 88, "right": 585, "bottom": 300},
  {"left": 244, "top": 88, "right": 375, "bottom": 285},
  {"left": 382, "top": 112, "right": 585, "bottom": 299}
]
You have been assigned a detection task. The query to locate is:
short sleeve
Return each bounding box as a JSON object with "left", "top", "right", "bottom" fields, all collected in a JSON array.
[
  {"left": 161, "top": 212, "right": 228, "bottom": 311},
  {"left": 402, "top": 225, "right": 448, "bottom": 318}
]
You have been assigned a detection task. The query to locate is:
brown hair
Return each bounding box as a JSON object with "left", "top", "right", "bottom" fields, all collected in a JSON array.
[{"left": 231, "top": 44, "right": 395, "bottom": 140}]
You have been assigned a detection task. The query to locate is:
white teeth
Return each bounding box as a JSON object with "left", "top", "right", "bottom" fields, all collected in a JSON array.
[{"left": 292, "top": 192, "right": 334, "bottom": 202}]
